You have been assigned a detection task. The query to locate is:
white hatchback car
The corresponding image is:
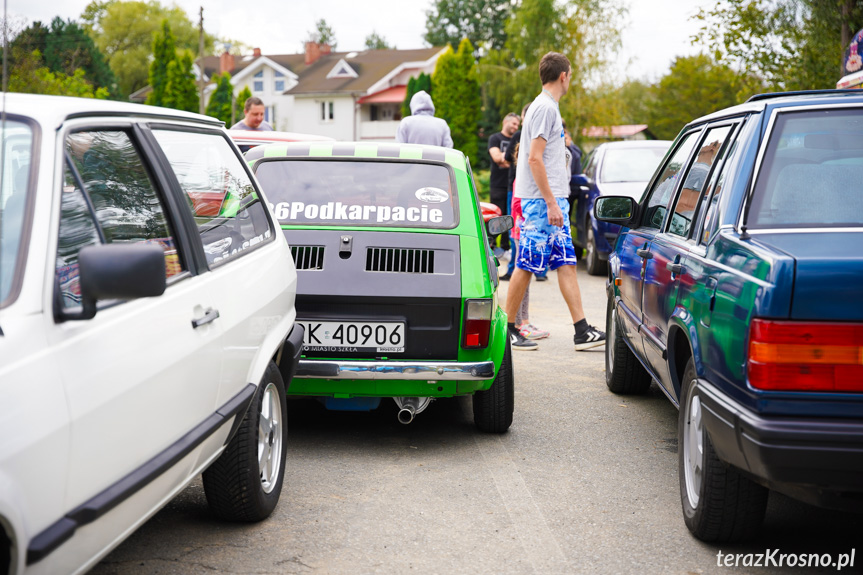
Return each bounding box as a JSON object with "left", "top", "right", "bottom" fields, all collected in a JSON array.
[{"left": 0, "top": 94, "right": 302, "bottom": 575}]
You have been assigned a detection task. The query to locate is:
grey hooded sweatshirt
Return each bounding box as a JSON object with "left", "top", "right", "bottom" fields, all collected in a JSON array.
[{"left": 396, "top": 91, "right": 454, "bottom": 148}]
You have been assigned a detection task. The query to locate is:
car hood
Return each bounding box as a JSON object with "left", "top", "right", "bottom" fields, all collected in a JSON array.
[
  {"left": 597, "top": 181, "right": 648, "bottom": 200},
  {"left": 754, "top": 231, "right": 863, "bottom": 321}
]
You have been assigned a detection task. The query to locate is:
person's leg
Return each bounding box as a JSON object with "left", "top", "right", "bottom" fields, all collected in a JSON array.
[
  {"left": 556, "top": 264, "right": 586, "bottom": 323},
  {"left": 514, "top": 281, "right": 529, "bottom": 326}
]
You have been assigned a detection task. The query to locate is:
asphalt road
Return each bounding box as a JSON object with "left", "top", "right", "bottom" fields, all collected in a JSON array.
[{"left": 94, "top": 258, "right": 862, "bottom": 575}]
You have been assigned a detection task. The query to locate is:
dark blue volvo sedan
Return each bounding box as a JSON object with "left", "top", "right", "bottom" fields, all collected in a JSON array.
[{"left": 595, "top": 91, "right": 863, "bottom": 542}]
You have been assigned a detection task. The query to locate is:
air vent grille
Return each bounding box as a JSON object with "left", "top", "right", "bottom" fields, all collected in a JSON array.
[
  {"left": 366, "top": 248, "right": 435, "bottom": 273},
  {"left": 291, "top": 245, "right": 325, "bottom": 270}
]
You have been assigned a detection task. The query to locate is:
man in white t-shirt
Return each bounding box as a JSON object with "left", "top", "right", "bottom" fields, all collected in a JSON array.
[{"left": 505, "top": 51, "right": 606, "bottom": 352}]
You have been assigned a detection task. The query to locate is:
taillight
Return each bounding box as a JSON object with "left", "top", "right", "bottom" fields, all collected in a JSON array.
[
  {"left": 462, "top": 299, "right": 492, "bottom": 348},
  {"left": 748, "top": 319, "right": 863, "bottom": 392}
]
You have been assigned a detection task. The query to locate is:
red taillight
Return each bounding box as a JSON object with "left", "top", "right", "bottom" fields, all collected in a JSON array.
[
  {"left": 462, "top": 299, "right": 492, "bottom": 348},
  {"left": 748, "top": 319, "right": 863, "bottom": 392}
]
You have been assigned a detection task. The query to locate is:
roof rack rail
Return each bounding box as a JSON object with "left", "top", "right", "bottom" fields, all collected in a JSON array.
[{"left": 745, "top": 89, "right": 861, "bottom": 103}]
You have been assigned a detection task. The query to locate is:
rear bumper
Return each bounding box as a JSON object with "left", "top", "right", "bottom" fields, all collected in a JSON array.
[
  {"left": 296, "top": 360, "right": 495, "bottom": 380},
  {"left": 698, "top": 378, "right": 863, "bottom": 509}
]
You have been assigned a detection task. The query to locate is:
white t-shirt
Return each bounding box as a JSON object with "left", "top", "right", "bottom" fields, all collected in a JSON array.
[{"left": 514, "top": 91, "right": 569, "bottom": 199}]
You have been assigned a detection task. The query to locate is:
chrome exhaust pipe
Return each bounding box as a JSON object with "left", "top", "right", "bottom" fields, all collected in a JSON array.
[{"left": 393, "top": 397, "right": 432, "bottom": 425}]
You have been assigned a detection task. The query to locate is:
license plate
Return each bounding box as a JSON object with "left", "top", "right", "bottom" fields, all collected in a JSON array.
[{"left": 300, "top": 321, "right": 405, "bottom": 353}]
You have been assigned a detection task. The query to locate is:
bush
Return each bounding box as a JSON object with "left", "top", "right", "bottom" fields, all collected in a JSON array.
[{"left": 473, "top": 169, "right": 490, "bottom": 201}]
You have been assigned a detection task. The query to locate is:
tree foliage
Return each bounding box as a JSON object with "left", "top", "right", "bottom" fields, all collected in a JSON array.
[
  {"left": 424, "top": 0, "right": 512, "bottom": 53},
  {"left": 8, "top": 49, "right": 109, "bottom": 98},
  {"left": 364, "top": 31, "right": 393, "bottom": 50},
  {"left": 646, "top": 55, "right": 746, "bottom": 140},
  {"left": 694, "top": 0, "right": 863, "bottom": 91},
  {"left": 401, "top": 72, "right": 433, "bottom": 118},
  {"left": 308, "top": 18, "right": 337, "bottom": 49},
  {"left": 163, "top": 52, "right": 199, "bottom": 112},
  {"left": 235, "top": 84, "right": 252, "bottom": 123},
  {"left": 7, "top": 18, "right": 116, "bottom": 96},
  {"left": 146, "top": 20, "right": 175, "bottom": 106},
  {"left": 82, "top": 0, "right": 215, "bottom": 98},
  {"left": 206, "top": 72, "right": 234, "bottom": 125},
  {"left": 433, "top": 38, "right": 482, "bottom": 161}
]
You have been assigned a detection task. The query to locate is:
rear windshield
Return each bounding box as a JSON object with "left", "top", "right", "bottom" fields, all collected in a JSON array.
[
  {"left": 601, "top": 146, "right": 669, "bottom": 183},
  {"left": 748, "top": 108, "right": 863, "bottom": 228},
  {"left": 254, "top": 159, "right": 458, "bottom": 228}
]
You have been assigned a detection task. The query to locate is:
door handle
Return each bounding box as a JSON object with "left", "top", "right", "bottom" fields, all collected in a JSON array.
[
  {"left": 667, "top": 262, "right": 685, "bottom": 275},
  {"left": 637, "top": 248, "right": 653, "bottom": 259},
  {"left": 192, "top": 307, "right": 220, "bottom": 328}
]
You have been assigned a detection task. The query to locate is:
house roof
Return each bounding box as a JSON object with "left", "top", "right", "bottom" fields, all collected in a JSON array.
[
  {"left": 582, "top": 124, "right": 652, "bottom": 138},
  {"left": 357, "top": 85, "right": 407, "bottom": 104}
]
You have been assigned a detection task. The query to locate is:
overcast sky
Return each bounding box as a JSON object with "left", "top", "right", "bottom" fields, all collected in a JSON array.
[{"left": 8, "top": 0, "right": 706, "bottom": 81}]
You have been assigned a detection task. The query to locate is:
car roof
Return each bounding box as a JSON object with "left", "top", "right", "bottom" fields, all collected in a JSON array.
[
  {"left": 687, "top": 90, "right": 863, "bottom": 126},
  {"left": 244, "top": 141, "right": 469, "bottom": 171},
  {"left": 226, "top": 130, "right": 335, "bottom": 143},
  {"left": 2, "top": 93, "right": 223, "bottom": 128},
  {"left": 594, "top": 140, "right": 672, "bottom": 150}
]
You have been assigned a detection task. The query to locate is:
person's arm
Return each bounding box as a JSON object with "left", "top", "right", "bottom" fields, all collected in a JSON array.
[
  {"left": 504, "top": 132, "right": 520, "bottom": 164},
  {"left": 527, "top": 136, "right": 564, "bottom": 227},
  {"left": 442, "top": 126, "right": 453, "bottom": 148},
  {"left": 489, "top": 136, "right": 509, "bottom": 167},
  {"left": 396, "top": 120, "right": 407, "bottom": 143}
]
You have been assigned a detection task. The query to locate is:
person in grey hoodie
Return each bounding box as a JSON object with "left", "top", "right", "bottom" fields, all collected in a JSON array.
[{"left": 396, "top": 91, "right": 453, "bottom": 147}]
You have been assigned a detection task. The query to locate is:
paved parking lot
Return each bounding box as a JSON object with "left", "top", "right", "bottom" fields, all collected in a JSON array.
[{"left": 94, "top": 261, "right": 862, "bottom": 575}]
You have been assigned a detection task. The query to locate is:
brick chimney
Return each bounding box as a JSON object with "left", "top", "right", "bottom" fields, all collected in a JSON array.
[
  {"left": 253, "top": 47, "right": 261, "bottom": 58},
  {"left": 219, "top": 50, "right": 235, "bottom": 74},
  {"left": 304, "top": 41, "right": 331, "bottom": 65}
]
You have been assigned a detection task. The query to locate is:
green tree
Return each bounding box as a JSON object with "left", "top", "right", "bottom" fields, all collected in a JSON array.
[
  {"left": 364, "top": 31, "right": 393, "bottom": 50},
  {"left": 146, "top": 20, "right": 176, "bottom": 106},
  {"left": 424, "top": 0, "right": 512, "bottom": 53},
  {"left": 163, "top": 52, "right": 198, "bottom": 112},
  {"left": 433, "top": 38, "right": 482, "bottom": 161},
  {"left": 8, "top": 49, "right": 109, "bottom": 98},
  {"left": 235, "top": 84, "right": 252, "bottom": 123},
  {"left": 82, "top": 0, "right": 215, "bottom": 98},
  {"left": 308, "top": 18, "right": 337, "bottom": 49},
  {"left": 401, "top": 72, "right": 432, "bottom": 118},
  {"left": 646, "top": 54, "right": 746, "bottom": 140},
  {"left": 206, "top": 72, "right": 233, "bottom": 125}
]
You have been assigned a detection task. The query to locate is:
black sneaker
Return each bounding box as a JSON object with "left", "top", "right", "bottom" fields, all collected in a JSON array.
[
  {"left": 535, "top": 275, "right": 548, "bottom": 282},
  {"left": 499, "top": 273, "right": 512, "bottom": 281},
  {"left": 509, "top": 325, "right": 538, "bottom": 351},
  {"left": 573, "top": 325, "right": 606, "bottom": 350}
]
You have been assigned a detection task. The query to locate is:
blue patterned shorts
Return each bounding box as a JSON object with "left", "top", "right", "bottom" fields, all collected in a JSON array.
[{"left": 516, "top": 198, "right": 578, "bottom": 273}]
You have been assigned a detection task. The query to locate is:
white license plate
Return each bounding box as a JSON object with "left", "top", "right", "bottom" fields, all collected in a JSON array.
[{"left": 300, "top": 321, "right": 405, "bottom": 353}]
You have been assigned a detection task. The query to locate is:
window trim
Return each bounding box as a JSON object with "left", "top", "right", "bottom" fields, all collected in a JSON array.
[{"left": 0, "top": 114, "right": 41, "bottom": 310}]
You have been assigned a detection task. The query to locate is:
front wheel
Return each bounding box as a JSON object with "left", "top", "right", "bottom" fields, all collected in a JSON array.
[
  {"left": 203, "top": 361, "right": 288, "bottom": 521},
  {"left": 678, "top": 358, "right": 768, "bottom": 541},
  {"left": 473, "top": 339, "right": 514, "bottom": 433},
  {"left": 605, "top": 296, "right": 652, "bottom": 394}
]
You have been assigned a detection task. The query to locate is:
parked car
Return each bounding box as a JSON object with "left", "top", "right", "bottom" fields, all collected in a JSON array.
[
  {"left": 227, "top": 129, "right": 334, "bottom": 153},
  {"left": 595, "top": 90, "right": 863, "bottom": 542},
  {"left": 245, "top": 142, "right": 515, "bottom": 432},
  {"left": 0, "top": 94, "right": 304, "bottom": 575},
  {"left": 571, "top": 140, "right": 671, "bottom": 275}
]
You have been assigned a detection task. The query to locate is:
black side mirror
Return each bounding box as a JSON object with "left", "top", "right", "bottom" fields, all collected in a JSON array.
[
  {"left": 63, "top": 243, "right": 167, "bottom": 321},
  {"left": 487, "top": 215, "right": 514, "bottom": 236},
  {"left": 594, "top": 196, "right": 638, "bottom": 226}
]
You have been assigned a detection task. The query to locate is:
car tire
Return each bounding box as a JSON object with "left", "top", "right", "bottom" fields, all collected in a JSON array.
[
  {"left": 585, "top": 227, "right": 606, "bottom": 276},
  {"left": 473, "top": 338, "right": 514, "bottom": 433},
  {"left": 678, "top": 357, "right": 768, "bottom": 542},
  {"left": 203, "top": 361, "right": 288, "bottom": 521},
  {"left": 605, "top": 296, "right": 652, "bottom": 394}
]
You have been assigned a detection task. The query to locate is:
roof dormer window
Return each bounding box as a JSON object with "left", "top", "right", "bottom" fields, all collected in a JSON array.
[{"left": 326, "top": 59, "right": 358, "bottom": 80}]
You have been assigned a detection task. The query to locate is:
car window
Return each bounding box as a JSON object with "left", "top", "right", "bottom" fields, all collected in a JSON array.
[
  {"left": 667, "top": 125, "right": 733, "bottom": 238},
  {"left": 600, "top": 146, "right": 668, "bottom": 183},
  {"left": 57, "top": 130, "right": 184, "bottom": 311},
  {"left": 152, "top": 130, "right": 274, "bottom": 266},
  {"left": 640, "top": 131, "right": 700, "bottom": 229},
  {"left": 583, "top": 150, "right": 598, "bottom": 179},
  {"left": 0, "top": 119, "right": 33, "bottom": 306},
  {"left": 698, "top": 123, "right": 743, "bottom": 245},
  {"left": 748, "top": 108, "right": 863, "bottom": 228},
  {"left": 254, "top": 159, "right": 458, "bottom": 229}
]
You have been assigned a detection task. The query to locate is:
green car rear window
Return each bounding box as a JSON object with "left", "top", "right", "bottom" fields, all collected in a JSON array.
[{"left": 255, "top": 159, "right": 458, "bottom": 229}]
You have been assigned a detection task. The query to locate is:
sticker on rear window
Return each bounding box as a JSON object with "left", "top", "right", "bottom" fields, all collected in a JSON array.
[{"left": 415, "top": 187, "right": 448, "bottom": 203}]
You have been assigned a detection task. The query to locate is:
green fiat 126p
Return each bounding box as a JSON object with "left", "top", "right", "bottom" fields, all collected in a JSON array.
[{"left": 245, "top": 142, "right": 514, "bottom": 432}]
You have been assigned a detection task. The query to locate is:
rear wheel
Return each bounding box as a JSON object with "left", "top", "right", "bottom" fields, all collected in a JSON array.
[
  {"left": 679, "top": 358, "right": 768, "bottom": 542},
  {"left": 585, "top": 227, "right": 606, "bottom": 276},
  {"left": 203, "top": 361, "right": 288, "bottom": 521},
  {"left": 473, "top": 339, "right": 514, "bottom": 433},
  {"left": 605, "top": 296, "right": 652, "bottom": 394}
]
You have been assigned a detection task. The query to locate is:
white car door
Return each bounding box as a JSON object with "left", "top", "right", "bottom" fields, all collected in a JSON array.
[{"left": 38, "top": 125, "right": 224, "bottom": 564}]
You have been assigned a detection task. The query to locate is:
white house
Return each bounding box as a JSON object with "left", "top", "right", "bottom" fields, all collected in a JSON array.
[{"left": 133, "top": 43, "right": 445, "bottom": 141}]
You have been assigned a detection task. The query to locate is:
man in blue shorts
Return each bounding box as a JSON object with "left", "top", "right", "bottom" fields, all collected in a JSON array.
[{"left": 505, "top": 51, "right": 606, "bottom": 352}]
